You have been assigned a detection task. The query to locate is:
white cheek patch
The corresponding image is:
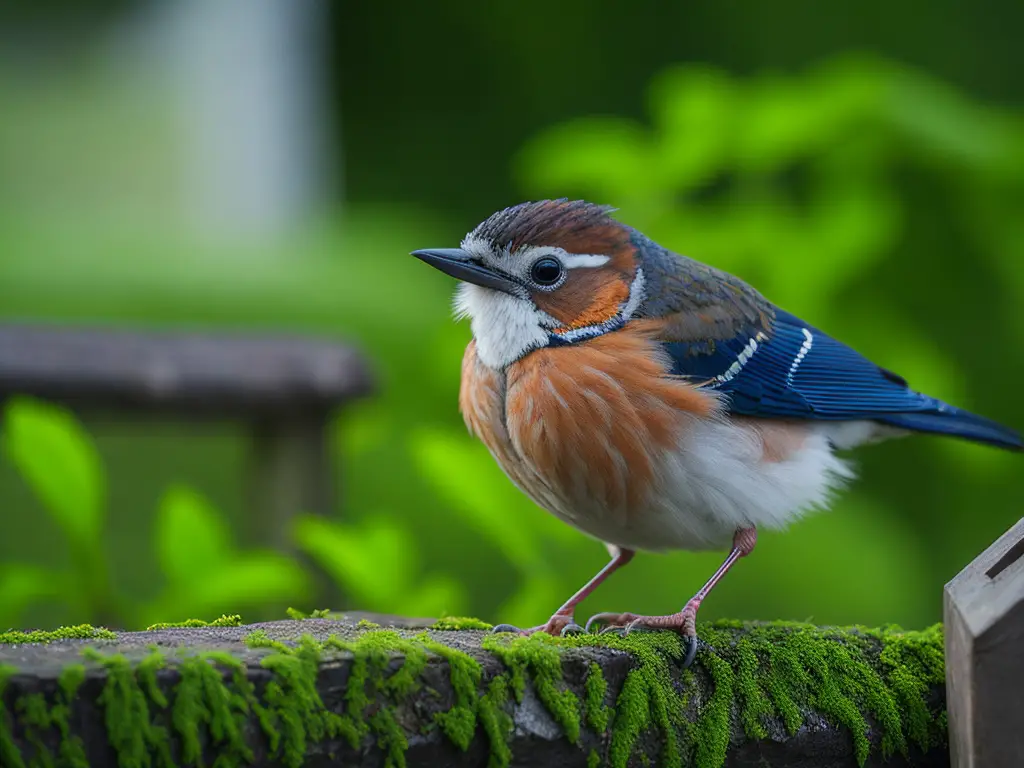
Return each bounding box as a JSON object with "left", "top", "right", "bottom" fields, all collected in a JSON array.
[{"left": 454, "top": 283, "right": 554, "bottom": 369}]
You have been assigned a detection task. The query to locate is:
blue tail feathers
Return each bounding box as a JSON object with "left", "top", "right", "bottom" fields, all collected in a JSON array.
[{"left": 877, "top": 405, "right": 1023, "bottom": 452}]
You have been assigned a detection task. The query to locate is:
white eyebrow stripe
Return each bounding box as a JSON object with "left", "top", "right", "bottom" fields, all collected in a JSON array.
[{"left": 560, "top": 253, "right": 611, "bottom": 268}]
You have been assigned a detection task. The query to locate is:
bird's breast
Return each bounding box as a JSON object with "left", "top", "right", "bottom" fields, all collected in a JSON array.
[{"left": 460, "top": 328, "right": 719, "bottom": 536}]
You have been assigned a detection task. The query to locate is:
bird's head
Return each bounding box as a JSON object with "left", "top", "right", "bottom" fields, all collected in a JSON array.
[{"left": 412, "top": 199, "right": 647, "bottom": 369}]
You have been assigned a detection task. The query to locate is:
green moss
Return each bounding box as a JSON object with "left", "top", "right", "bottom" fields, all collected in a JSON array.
[
  {"left": 686, "top": 621, "right": 947, "bottom": 768},
  {"left": 560, "top": 630, "right": 686, "bottom": 768},
  {"left": 483, "top": 633, "right": 581, "bottom": 743},
  {"left": 430, "top": 616, "right": 494, "bottom": 631},
  {"left": 80, "top": 648, "right": 174, "bottom": 768},
  {"left": 259, "top": 636, "right": 346, "bottom": 768},
  {"left": 477, "top": 676, "right": 514, "bottom": 768},
  {"left": 356, "top": 619, "right": 381, "bottom": 630},
  {"left": 173, "top": 653, "right": 254, "bottom": 767},
  {"left": 1, "top": 665, "right": 24, "bottom": 768},
  {"left": 0, "top": 620, "right": 945, "bottom": 768},
  {"left": 54, "top": 665, "right": 88, "bottom": 768},
  {"left": 0, "top": 625, "right": 115, "bottom": 644},
  {"left": 416, "top": 633, "right": 484, "bottom": 750},
  {"left": 285, "top": 608, "right": 332, "bottom": 620},
  {"left": 12, "top": 664, "right": 90, "bottom": 768},
  {"left": 244, "top": 630, "right": 291, "bottom": 653},
  {"left": 584, "top": 662, "right": 612, "bottom": 734},
  {"left": 146, "top": 614, "right": 243, "bottom": 630}
]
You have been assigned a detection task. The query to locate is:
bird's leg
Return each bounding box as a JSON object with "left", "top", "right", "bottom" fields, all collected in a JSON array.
[
  {"left": 492, "top": 547, "right": 635, "bottom": 637},
  {"left": 584, "top": 527, "right": 757, "bottom": 666}
]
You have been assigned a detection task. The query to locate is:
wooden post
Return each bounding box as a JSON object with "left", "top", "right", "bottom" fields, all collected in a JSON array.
[
  {"left": 244, "top": 411, "right": 335, "bottom": 549},
  {"left": 944, "top": 516, "right": 1024, "bottom": 768}
]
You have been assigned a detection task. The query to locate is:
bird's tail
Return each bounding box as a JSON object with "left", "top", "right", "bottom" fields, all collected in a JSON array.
[{"left": 877, "top": 405, "right": 1023, "bottom": 451}]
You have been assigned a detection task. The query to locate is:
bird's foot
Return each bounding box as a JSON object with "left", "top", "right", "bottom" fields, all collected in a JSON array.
[
  {"left": 490, "top": 613, "right": 585, "bottom": 638},
  {"left": 584, "top": 599, "right": 701, "bottom": 668}
]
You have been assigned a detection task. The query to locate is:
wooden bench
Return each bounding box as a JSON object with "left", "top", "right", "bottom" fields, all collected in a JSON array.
[{"left": 0, "top": 322, "right": 374, "bottom": 549}]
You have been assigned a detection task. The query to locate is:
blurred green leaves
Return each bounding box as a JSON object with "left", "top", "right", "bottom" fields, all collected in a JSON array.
[
  {"left": 4, "top": 396, "right": 105, "bottom": 551},
  {"left": 515, "top": 54, "right": 1024, "bottom": 319},
  {"left": 293, "top": 514, "right": 464, "bottom": 618},
  {"left": 0, "top": 398, "right": 311, "bottom": 629},
  {"left": 141, "top": 485, "right": 309, "bottom": 628},
  {"left": 2, "top": 55, "right": 1023, "bottom": 634}
]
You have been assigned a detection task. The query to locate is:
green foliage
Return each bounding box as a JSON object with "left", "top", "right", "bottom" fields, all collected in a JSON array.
[
  {"left": 292, "top": 513, "right": 465, "bottom": 618},
  {"left": 2, "top": 397, "right": 113, "bottom": 624},
  {"left": 0, "top": 399, "right": 310, "bottom": 629},
  {"left": 1, "top": 55, "right": 1023, "bottom": 634}
]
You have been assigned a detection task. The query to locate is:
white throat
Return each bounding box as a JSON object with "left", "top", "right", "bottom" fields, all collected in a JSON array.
[
  {"left": 454, "top": 268, "right": 647, "bottom": 370},
  {"left": 454, "top": 284, "right": 553, "bottom": 369}
]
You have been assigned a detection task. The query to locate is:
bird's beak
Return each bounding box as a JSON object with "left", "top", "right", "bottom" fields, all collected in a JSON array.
[{"left": 411, "top": 248, "right": 520, "bottom": 295}]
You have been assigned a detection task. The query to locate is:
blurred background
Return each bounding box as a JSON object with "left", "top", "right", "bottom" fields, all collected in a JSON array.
[{"left": 1, "top": 0, "right": 1022, "bottom": 633}]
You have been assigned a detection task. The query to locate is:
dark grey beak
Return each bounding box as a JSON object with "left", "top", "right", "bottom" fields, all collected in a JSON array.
[{"left": 411, "top": 248, "right": 520, "bottom": 295}]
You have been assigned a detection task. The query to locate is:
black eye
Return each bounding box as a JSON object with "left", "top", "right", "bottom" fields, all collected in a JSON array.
[{"left": 530, "top": 257, "right": 563, "bottom": 286}]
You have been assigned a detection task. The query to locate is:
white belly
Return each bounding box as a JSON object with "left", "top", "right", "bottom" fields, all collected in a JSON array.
[{"left": 545, "top": 418, "right": 858, "bottom": 553}]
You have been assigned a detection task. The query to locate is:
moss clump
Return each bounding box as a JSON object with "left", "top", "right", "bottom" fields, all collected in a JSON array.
[
  {"left": 80, "top": 648, "right": 175, "bottom": 768},
  {"left": 584, "top": 661, "right": 612, "bottom": 734},
  {"left": 356, "top": 619, "right": 381, "bottom": 630},
  {"left": 559, "top": 630, "right": 687, "bottom": 768},
  {"left": 285, "top": 608, "right": 332, "bottom": 620},
  {"left": 0, "top": 625, "right": 116, "bottom": 644},
  {"left": 0, "top": 620, "right": 945, "bottom": 768},
  {"left": 688, "top": 621, "right": 947, "bottom": 768},
  {"left": 483, "top": 633, "right": 582, "bottom": 743},
  {"left": 146, "top": 614, "right": 244, "bottom": 630},
  {"left": 11, "top": 664, "right": 90, "bottom": 768},
  {"left": 430, "top": 616, "right": 494, "bottom": 631}
]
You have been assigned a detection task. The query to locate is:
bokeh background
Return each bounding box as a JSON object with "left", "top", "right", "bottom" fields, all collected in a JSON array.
[{"left": 2, "top": 0, "right": 1022, "bottom": 633}]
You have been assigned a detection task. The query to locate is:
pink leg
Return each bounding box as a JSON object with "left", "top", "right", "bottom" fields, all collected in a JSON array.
[
  {"left": 584, "top": 527, "right": 758, "bottom": 641},
  {"left": 492, "top": 547, "right": 635, "bottom": 637}
]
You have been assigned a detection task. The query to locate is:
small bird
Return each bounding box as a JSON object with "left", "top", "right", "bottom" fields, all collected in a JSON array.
[{"left": 412, "top": 199, "right": 1021, "bottom": 664}]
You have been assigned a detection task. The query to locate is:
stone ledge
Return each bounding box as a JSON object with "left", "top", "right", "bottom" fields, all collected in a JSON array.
[{"left": 0, "top": 614, "right": 948, "bottom": 768}]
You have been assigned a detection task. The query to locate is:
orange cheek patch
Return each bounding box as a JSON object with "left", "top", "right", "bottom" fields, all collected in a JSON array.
[{"left": 539, "top": 275, "right": 630, "bottom": 332}]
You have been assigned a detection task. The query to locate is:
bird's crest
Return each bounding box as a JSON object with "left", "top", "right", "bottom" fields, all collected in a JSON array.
[{"left": 467, "top": 199, "right": 627, "bottom": 255}]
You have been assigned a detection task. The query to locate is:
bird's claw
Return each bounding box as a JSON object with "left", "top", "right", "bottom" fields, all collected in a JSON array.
[
  {"left": 490, "top": 616, "right": 585, "bottom": 637},
  {"left": 681, "top": 634, "right": 699, "bottom": 670},
  {"left": 584, "top": 611, "right": 638, "bottom": 635},
  {"left": 490, "top": 623, "right": 523, "bottom": 635},
  {"left": 583, "top": 610, "right": 702, "bottom": 669}
]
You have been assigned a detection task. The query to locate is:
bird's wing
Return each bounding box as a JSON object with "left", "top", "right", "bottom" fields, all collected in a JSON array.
[
  {"left": 657, "top": 306, "right": 924, "bottom": 420},
  {"left": 634, "top": 239, "right": 1021, "bottom": 448}
]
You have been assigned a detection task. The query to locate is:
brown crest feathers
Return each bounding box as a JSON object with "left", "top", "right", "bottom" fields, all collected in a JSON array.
[{"left": 470, "top": 199, "right": 627, "bottom": 254}]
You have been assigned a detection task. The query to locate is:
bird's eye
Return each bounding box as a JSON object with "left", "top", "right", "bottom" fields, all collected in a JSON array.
[{"left": 530, "top": 257, "right": 563, "bottom": 286}]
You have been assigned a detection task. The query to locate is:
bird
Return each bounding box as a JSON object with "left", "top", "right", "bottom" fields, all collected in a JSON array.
[{"left": 411, "top": 198, "right": 1022, "bottom": 666}]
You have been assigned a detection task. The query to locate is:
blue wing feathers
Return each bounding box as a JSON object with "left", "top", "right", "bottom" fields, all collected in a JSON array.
[{"left": 662, "top": 308, "right": 1023, "bottom": 451}]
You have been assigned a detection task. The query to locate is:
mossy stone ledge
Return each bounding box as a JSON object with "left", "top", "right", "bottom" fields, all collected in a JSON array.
[{"left": 0, "top": 614, "right": 948, "bottom": 768}]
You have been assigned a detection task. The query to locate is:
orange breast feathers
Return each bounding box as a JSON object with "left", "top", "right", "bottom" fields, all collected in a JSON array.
[{"left": 460, "top": 328, "right": 721, "bottom": 518}]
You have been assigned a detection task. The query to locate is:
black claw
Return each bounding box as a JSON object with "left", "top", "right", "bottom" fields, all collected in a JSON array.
[
  {"left": 490, "top": 623, "right": 521, "bottom": 634},
  {"left": 680, "top": 634, "right": 699, "bottom": 670},
  {"left": 559, "top": 622, "right": 585, "bottom": 637}
]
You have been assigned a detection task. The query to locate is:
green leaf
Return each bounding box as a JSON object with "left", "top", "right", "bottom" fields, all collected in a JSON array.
[
  {"left": 154, "top": 484, "right": 233, "bottom": 585},
  {"left": 396, "top": 574, "right": 467, "bottom": 619},
  {"left": 292, "top": 514, "right": 415, "bottom": 606},
  {"left": 0, "top": 564, "right": 72, "bottom": 626},
  {"left": 140, "top": 553, "right": 309, "bottom": 628},
  {"left": 2, "top": 396, "right": 105, "bottom": 549},
  {"left": 409, "top": 428, "right": 571, "bottom": 573}
]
